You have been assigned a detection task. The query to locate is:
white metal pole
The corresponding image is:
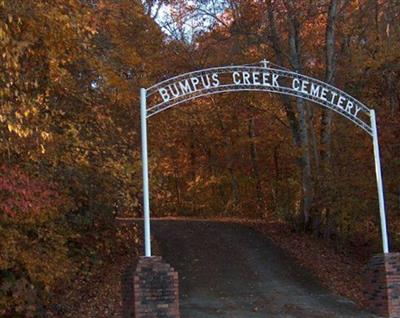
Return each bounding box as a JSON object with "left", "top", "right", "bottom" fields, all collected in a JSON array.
[
  {"left": 140, "top": 88, "right": 152, "bottom": 257},
  {"left": 370, "top": 109, "right": 389, "bottom": 254}
]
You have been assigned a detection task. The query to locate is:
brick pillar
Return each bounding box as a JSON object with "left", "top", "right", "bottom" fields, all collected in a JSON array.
[
  {"left": 363, "top": 253, "right": 400, "bottom": 317},
  {"left": 133, "top": 256, "right": 179, "bottom": 318}
]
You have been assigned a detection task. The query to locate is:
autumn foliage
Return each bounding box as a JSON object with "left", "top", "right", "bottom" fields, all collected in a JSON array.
[
  {"left": 0, "top": 0, "right": 155, "bottom": 315},
  {"left": 0, "top": 0, "right": 400, "bottom": 315},
  {"left": 0, "top": 165, "right": 70, "bottom": 316}
]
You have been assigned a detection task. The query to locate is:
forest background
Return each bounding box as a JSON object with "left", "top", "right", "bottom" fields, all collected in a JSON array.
[{"left": 0, "top": 0, "right": 399, "bottom": 316}]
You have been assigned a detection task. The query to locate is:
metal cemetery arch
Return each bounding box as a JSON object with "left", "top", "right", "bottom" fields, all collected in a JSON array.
[{"left": 140, "top": 61, "right": 389, "bottom": 256}]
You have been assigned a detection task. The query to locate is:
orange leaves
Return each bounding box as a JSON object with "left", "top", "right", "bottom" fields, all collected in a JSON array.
[
  {"left": 0, "top": 165, "right": 72, "bottom": 316},
  {"left": 0, "top": 1, "right": 162, "bottom": 315},
  {"left": 187, "top": 175, "right": 221, "bottom": 192},
  {"left": 0, "top": 165, "right": 65, "bottom": 219}
]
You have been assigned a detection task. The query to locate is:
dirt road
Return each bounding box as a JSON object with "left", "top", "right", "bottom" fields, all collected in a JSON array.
[{"left": 152, "top": 220, "right": 376, "bottom": 318}]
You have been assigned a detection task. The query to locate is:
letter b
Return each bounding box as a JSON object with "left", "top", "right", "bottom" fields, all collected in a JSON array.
[{"left": 159, "top": 88, "right": 170, "bottom": 102}]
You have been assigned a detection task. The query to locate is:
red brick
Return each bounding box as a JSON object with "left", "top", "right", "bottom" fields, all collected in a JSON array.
[
  {"left": 133, "top": 256, "right": 180, "bottom": 318},
  {"left": 363, "top": 253, "right": 400, "bottom": 317}
]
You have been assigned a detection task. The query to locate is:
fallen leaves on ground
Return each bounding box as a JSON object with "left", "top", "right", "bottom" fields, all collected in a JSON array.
[
  {"left": 47, "top": 223, "right": 142, "bottom": 317},
  {"left": 252, "top": 220, "right": 366, "bottom": 307}
]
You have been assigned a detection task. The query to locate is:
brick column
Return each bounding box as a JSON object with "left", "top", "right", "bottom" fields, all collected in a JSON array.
[
  {"left": 363, "top": 253, "right": 400, "bottom": 317},
  {"left": 133, "top": 256, "right": 179, "bottom": 318}
]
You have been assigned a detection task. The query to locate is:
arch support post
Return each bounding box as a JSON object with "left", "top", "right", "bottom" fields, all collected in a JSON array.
[
  {"left": 140, "top": 88, "right": 152, "bottom": 257},
  {"left": 370, "top": 109, "right": 389, "bottom": 254}
]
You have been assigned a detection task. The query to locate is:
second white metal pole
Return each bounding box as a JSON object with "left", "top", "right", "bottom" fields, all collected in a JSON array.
[
  {"left": 370, "top": 109, "right": 389, "bottom": 254},
  {"left": 140, "top": 88, "right": 152, "bottom": 257}
]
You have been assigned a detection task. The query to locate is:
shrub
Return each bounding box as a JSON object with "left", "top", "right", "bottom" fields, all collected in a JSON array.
[{"left": 0, "top": 165, "right": 71, "bottom": 317}]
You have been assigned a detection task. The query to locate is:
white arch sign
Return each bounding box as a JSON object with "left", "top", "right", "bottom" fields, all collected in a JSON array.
[{"left": 140, "top": 62, "right": 389, "bottom": 256}]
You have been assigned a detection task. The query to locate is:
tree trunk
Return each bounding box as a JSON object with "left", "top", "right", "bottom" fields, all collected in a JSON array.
[
  {"left": 215, "top": 107, "right": 239, "bottom": 212},
  {"left": 321, "top": 0, "right": 339, "bottom": 164},
  {"left": 248, "top": 117, "right": 263, "bottom": 208},
  {"left": 284, "top": 0, "right": 314, "bottom": 229},
  {"left": 266, "top": 0, "right": 301, "bottom": 146},
  {"left": 266, "top": 0, "right": 314, "bottom": 229},
  {"left": 320, "top": 0, "right": 339, "bottom": 237}
]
